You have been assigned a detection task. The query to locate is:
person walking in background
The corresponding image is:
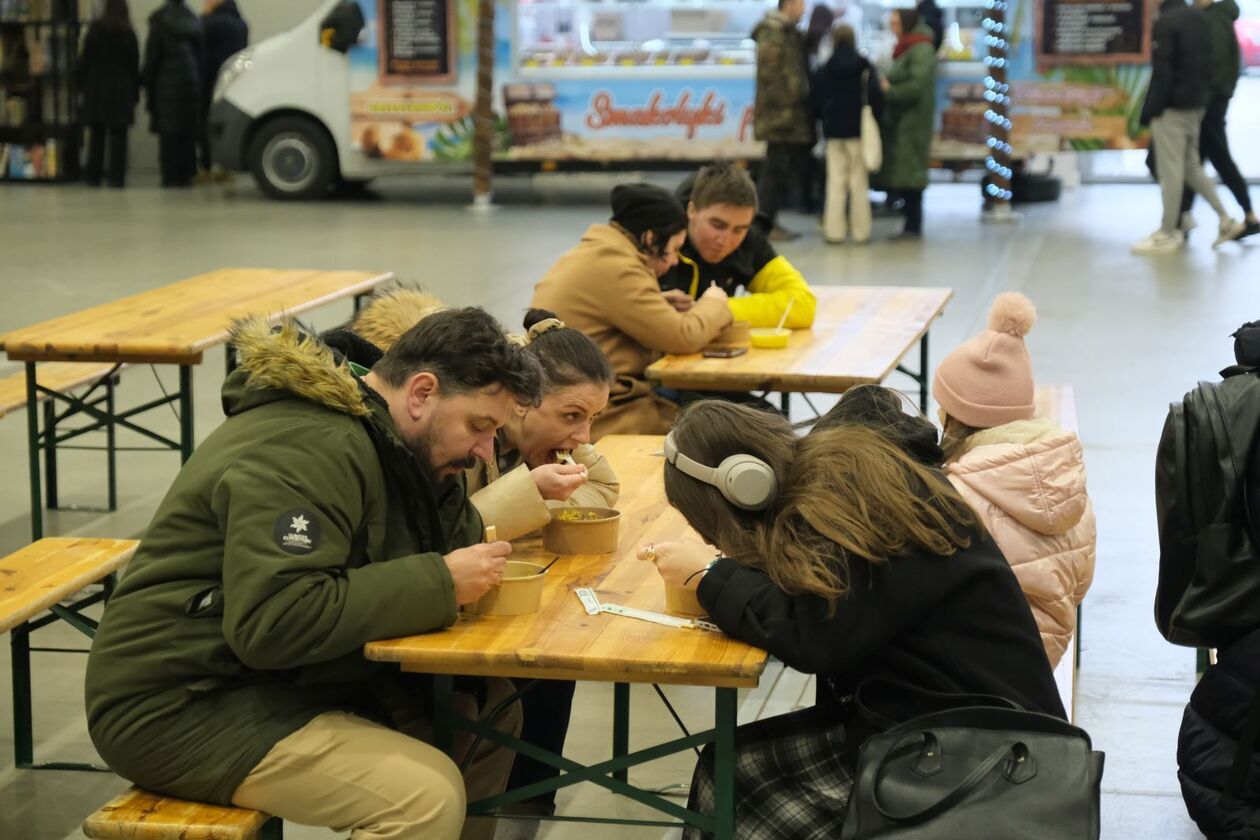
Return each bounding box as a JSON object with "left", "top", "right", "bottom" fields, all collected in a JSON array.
[
  {"left": 142, "top": 0, "right": 203, "bottom": 188},
  {"left": 752, "top": 0, "right": 814, "bottom": 241},
  {"left": 801, "top": 4, "right": 836, "bottom": 215},
  {"left": 198, "top": 0, "right": 248, "bottom": 179},
  {"left": 77, "top": 0, "right": 140, "bottom": 188},
  {"left": 814, "top": 23, "right": 883, "bottom": 244},
  {"left": 1180, "top": 0, "right": 1258, "bottom": 239},
  {"left": 878, "top": 8, "right": 936, "bottom": 239},
  {"left": 1133, "top": 0, "right": 1244, "bottom": 254}
]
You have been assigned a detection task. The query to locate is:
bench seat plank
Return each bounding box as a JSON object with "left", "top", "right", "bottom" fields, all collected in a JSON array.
[
  {"left": 0, "top": 362, "right": 121, "bottom": 419},
  {"left": 83, "top": 787, "right": 271, "bottom": 840},
  {"left": 0, "top": 537, "right": 137, "bottom": 635}
]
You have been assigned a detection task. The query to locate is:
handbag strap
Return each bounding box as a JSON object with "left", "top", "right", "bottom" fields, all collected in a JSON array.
[
  {"left": 851, "top": 676, "right": 1023, "bottom": 733},
  {"left": 872, "top": 732, "right": 1021, "bottom": 824},
  {"left": 1223, "top": 685, "right": 1260, "bottom": 804}
]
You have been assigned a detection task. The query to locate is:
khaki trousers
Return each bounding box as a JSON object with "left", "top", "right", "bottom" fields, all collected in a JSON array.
[
  {"left": 232, "top": 678, "right": 522, "bottom": 840},
  {"left": 824, "top": 138, "right": 872, "bottom": 243}
]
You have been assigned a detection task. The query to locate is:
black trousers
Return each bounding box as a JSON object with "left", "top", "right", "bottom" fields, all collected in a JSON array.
[
  {"left": 902, "top": 188, "right": 925, "bottom": 233},
  {"left": 759, "top": 142, "right": 813, "bottom": 227},
  {"left": 505, "top": 678, "right": 577, "bottom": 812},
  {"left": 85, "top": 124, "right": 128, "bottom": 187},
  {"left": 159, "top": 131, "right": 198, "bottom": 187},
  {"left": 1182, "top": 96, "right": 1253, "bottom": 216}
]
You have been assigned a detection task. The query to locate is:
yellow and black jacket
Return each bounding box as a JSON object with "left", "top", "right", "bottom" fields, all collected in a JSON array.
[{"left": 660, "top": 177, "right": 817, "bottom": 329}]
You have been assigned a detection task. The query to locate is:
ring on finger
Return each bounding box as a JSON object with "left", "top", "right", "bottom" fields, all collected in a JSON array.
[{"left": 644, "top": 544, "right": 657, "bottom": 563}]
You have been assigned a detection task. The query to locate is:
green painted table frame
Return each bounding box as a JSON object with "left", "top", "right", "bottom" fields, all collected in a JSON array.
[{"left": 431, "top": 676, "right": 738, "bottom": 837}]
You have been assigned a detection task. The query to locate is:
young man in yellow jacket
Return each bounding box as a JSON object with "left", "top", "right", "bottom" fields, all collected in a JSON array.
[{"left": 659, "top": 162, "right": 817, "bottom": 329}]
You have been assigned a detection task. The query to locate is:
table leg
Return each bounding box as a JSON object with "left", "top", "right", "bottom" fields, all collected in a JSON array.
[
  {"left": 434, "top": 674, "right": 455, "bottom": 756},
  {"left": 12, "top": 623, "right": 33, "bottom": 768},
  {"left": 714, "top": 687, "right": 737, "bottom": 840},
  {"left": 226, "top": 343, "right": 237, "bottom": 376},
  {"left": 26, "top": 362, "right": 43, "bottom": 541},
  {"left": 779, "top": 393, "right": 791, "bottom": 418},
  {"left": 43, "top": 399, "right": 59, "bottom": 510},
  {"left": 106, "top": 376, "right": 118, "bottom": 512},
  {"left": 179, "top": 366, "right": 195, "bottom": 463},
  {"left": 613, "top": 682, "right": 630, "bottom": 783}
]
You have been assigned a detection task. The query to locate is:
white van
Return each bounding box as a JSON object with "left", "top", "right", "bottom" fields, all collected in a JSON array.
[{"left": 210, "top": 0, "right": 763, "bottom": 200}]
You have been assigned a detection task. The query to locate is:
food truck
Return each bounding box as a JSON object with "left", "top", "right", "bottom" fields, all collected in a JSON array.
[{"left": 210, "top": 0, "right": 769, "bottom": 198}]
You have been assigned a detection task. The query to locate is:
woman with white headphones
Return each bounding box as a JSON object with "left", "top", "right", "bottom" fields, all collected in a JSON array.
[{"left": 640, "top": 396, "right": 1064, "bottom": 838}]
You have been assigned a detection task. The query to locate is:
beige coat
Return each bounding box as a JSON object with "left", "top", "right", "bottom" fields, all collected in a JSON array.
[
  {"left": 466, "top": 440, "right": 620, "bottom": 542},
  {"left": 946, "top": 418, "right": 1097, "bottom": 668},
  {"left": 531, "top": 224, "right": 732, "bottom": 440}
]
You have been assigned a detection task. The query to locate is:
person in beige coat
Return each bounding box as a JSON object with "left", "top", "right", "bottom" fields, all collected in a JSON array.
[
  {"left": 935, "top": 293, "right": 1096, "bottom": 669},
  {"left": 531, "top": 183, "right": 733, "bottom": 440}
]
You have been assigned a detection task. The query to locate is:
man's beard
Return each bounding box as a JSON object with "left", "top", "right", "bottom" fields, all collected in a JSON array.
[{"left": 405, "top": 421, "right": 478, "bottom": 489}]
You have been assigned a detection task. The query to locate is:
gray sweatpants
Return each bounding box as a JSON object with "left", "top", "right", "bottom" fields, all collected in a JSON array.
[{"left": 1151, "top": 107, "right": 1228, "bottom": 234}]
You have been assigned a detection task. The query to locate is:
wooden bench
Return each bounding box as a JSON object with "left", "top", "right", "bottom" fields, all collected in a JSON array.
[
  {"left": 1, "top": 537, "right": 137, "bottom": 769},
  {"left": 0, "top": 362, "right": 126, "bottom": 514},
  {"left": 83, "top": 787, "right": 281, "bottom": 840},
  {"left": 1034, "top": 385, "right": 1081, "bottom": 722},
  {"left": 0, "top": 361, "right": 121, "bottom": 420}
]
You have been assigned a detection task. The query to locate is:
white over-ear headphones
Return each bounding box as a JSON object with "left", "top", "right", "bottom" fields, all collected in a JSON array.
[{"left": 663, "top": 431, "right": 778, "bottom": 512}]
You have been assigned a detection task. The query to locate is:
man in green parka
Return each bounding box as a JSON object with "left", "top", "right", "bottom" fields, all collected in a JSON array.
[
  {"left": 85, "top": 307, "right": 544, "bottom": 840},
  {"left": 879, "top": 7, "right": 938, "bottom": 239}
]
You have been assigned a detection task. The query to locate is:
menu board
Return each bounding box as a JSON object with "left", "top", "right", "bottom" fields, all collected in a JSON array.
[
  {"left": 380, "top": 0, "right": 455, "bottom": 82},
  {"left": 1035, "top": 0, "right": 1150, "bottom": 67}
]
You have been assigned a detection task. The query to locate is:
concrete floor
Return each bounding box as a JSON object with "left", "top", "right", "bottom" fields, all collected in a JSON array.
[{"left": 1, "top": 174, "right": 1256, "bottom": 838}]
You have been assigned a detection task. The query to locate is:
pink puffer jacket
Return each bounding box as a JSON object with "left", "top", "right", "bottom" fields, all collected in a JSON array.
[{"left": 946, "top": 418, "right": 1096, "bottom": 668}]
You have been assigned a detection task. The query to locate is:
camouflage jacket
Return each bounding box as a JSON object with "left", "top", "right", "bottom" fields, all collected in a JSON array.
[{"left": 751, "top": 12, "right": 814, "bottom": 145}]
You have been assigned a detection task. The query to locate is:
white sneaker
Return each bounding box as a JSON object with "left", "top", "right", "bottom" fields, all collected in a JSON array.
[
  {"left": 1180, "top": 212, "right": 1197, "bottom": 233},
  {"left": 1132, "top": 230, "right": 1184, "bottom": 254},
  {"left": 1214, "top": 217, "right": 1246, "bottom": 248}
]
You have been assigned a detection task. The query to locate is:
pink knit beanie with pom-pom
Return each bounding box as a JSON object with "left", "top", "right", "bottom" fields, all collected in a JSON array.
[{"left": 934, "top": 292, "right": 1037, "bottom": 429}]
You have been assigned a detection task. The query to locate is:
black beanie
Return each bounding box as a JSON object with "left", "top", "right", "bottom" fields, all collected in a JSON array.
[{"left": 610, "top": 183, "right": 686, "bottom": 237}]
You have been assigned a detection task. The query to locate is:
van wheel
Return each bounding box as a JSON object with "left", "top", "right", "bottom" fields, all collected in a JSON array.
[{"left": 249, "top": 116, "right": 336, "bottom": 200}]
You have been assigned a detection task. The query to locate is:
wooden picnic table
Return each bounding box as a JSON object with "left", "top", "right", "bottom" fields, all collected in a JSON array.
[
  {"left": 366, "top": 434, "right": 767, "bottom": 838},
  {"left": 646, "top": 285, "right": 953, "bottom": 412},
  {"left": 0, "top": 268, "right": 394, "bottom": 540}
]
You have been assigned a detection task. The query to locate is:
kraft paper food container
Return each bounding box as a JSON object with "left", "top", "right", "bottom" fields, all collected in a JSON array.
[
  {"left": 712, "top": 320, "right": 751, "bottom": 348},
  {"left": 750, "top": 327, "right": 791, "bottom": 349},
  {"left": 664, "top": 583, "right": 707, "bottom": 617},
  {"left": 543, "top": 507, "right": 621, "bottom": 555},
  {"left": 465, "top": 561, "right": 546, "bottom": 616}
]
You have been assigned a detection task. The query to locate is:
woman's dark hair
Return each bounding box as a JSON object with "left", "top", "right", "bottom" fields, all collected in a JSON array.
[
  {"left": 805, "top": 5, "right": 836, "bottom": 57},
  {"left": 374, "top": 307, "right": 544, "bottom": 406},
  {"left": 637, "top": 219, "right": 687, "bottom": 258},
  {"left": 99, "top": 0, "right": 133, "bottom": 27},
  {"left": 896, "top": 7, "right": 920, "bottom": 33},
  {"left": 523, "top": 309, "right": 613, "bottom": 392}
]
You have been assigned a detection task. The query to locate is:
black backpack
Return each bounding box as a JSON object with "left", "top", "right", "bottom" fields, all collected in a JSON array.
[{"left": 1155, "top": 322, "right": 1260, "bottom": 649}]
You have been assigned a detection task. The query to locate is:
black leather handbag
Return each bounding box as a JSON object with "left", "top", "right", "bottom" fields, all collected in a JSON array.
[{"left": 841, "top": 705, "right": 1105, "bottom": 839}]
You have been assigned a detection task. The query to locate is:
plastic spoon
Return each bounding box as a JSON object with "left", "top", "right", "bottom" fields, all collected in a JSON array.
[{"left": 774, "top": 298, "right": 795, "bottom": 332}]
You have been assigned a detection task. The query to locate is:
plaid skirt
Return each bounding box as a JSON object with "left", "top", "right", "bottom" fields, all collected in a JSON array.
[{"left": 684, "top": 703, "right": 858, "bottom": 840}]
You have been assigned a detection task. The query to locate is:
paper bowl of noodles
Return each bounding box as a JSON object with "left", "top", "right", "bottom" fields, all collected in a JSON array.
[{"left": 543, "top": 507, "right": 621, "bottom": 555}]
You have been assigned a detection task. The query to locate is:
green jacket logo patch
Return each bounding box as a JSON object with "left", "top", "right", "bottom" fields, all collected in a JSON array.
[{"left": 274, "top": 509, "right": 321, "bottom": 555}]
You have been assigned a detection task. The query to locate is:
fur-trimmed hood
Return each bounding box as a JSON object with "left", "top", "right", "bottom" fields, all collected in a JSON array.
[
  {"left": 225, "top": 317, "right": 369, "bottom": 417},
  {"left": 350, "top": 288, "right": 446, "bottom": 353}
]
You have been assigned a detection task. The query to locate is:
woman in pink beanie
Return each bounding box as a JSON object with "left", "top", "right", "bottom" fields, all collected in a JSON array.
[{"left": 934, "top": 292, "right": 1096, "bottom": 669}]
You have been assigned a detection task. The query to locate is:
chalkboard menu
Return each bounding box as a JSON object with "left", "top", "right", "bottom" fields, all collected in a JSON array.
[
  {"left": 380, "top": 0, "right": 455, "bottom": 82},
  {"left": 1035, "top": 0, "right": 1150, "bottom": 67}
]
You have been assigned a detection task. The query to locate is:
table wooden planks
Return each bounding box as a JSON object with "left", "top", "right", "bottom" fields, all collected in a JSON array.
[
  {"left": 0, "top": 268, "right": 393, "bottom": 365},
  {"left": 82, "top": 787, "right": 274, "bottom": 840},
  {"left": 366, "top": 435, "right": 768, "bottom": 689},
  {"left": 645, "top": 286, "right": 953, "bottom": 394}
]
